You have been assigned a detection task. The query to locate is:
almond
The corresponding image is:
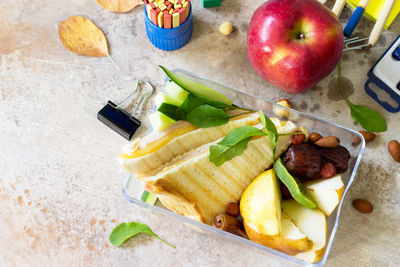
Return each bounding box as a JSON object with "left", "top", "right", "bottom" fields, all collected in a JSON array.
[
  {"left": 226, "top": 202, "right": 240, "bottom": 217},
  {"left": 309, "top": 132, "right": 323, "bottom": 143},
  {"left": 314, "top": 136, "right": 340, "bottom": 148},
  {"left": 353, "top": 131, "right": 376, "bottom": 146},
  {"left": 388, "top": 140, "right": 400, "bottom": 163},
  {"left": 352, "top": 199, "right": 373, "bottom": 213}
]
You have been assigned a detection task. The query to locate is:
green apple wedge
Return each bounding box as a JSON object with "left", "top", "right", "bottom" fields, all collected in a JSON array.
[
  {"left": 282, "top": 199, "right": 327, "bottom": 263},
  {"left": 241, "top": 169, "right": 313, "bottom": 255},
  {"left": 304, "top": 175, "right": 344, "bottom": 216},
  {"left": 149, "top": 111, "right": 176, "bottom": 131},
  {"left": 164, "top": 80, "right": 189, "bottom": 104}
]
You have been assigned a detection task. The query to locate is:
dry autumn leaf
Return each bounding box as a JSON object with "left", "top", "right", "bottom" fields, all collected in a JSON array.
[
  {"left": 96, "top": 0, "right": 143, "bottom": 13},
  {"left": 58, "top": 16, "right": 109, "bottom": 57}
]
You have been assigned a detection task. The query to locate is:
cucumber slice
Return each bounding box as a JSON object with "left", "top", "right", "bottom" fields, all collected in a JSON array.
[
  {"left": 154, "top": 92, "right": 182, "bottom": 108},
  {"left": 273, "top": 158, "right": 317, "bottom": 209},
  {"left": 149, "top": 111, "right": 176, "bottom": 131},
  {"left": 160, "top": 66, "right": 233, "bottom": 106},
  {"left": 141, "top": 190, "right": 158, "bottom": 205},
  {"left": 164, "top": 80, "right": 189, "bottom": 104}
]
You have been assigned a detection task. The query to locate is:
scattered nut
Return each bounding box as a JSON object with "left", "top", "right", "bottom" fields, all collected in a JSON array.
[
  {"left": 214, "top": 213, "right": 241, "bottom": 233},
  {"left": 352, "top": 199, "right": 373, "bottom": 213},
  {"left": 309, "top": 132, "right": 323, "bottom": 143},
  {"left": 314, "top": 136, "right": 340, "bottom": 148},
  {"left": 319, "top": 162, "right": 337, "bottom": 178},
  {"left": 226, "top": 202, "right": 240, "bottom": 217},
  {"left": 273, "top": 99, "right": 291, "bottom": 118},
  {"left": 297, "top": 126, "right": 310, "bottom": 141},
  {"left": 230, "top": 228, "right": 248, "bottom": 239},
  {"left": 291, "top": 131, "right": 306, "bottom": 145},
  {"left": 219, "top": 21, "right": 233, "bottom": 35},
  {"left": 388, "top": 140, "right": 400, "bottom": 162},
  {"left": 352, "top": 131, "right": 376, "bottom": 146}
]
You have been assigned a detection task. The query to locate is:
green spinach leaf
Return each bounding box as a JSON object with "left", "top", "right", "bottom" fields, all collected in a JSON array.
[
  {"left": 109, "top": 222, "right": 175, "bottom": 248},
  {"left": 186, "top": 105, "right": 230, "bottom": 127},
  {"left": 258, "top": 110, "right": 278, "bottom": 157},
  {"left": 218, "top": 126, "right": 266, "bottom": 146},
  {"left": 338, "top": 61, "right": 386, "bottom": 132},
  {"left": 209, "top": 138, "right": 251, "bottom": 167}
]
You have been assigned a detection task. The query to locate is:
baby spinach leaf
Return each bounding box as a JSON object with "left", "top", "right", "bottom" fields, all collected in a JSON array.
[
  {"left": 209, "top": 138, "right": 251, "bottom": 166},
  {"left": 338, "top": 61, "right": 387, "bottom": 132},
  {"left": 186, "top": 105, "right": 230, "bottom": 127},
  {"left": 259, "top": 110, "right": 278, "bottom": 157},
  {"left": 349, "top": 103, "right": 387, "bottom": 132},
  {"left": 157, "top": 103, "right": 179, "bottom": 120},
  {"left": 109, "top": 222, "right": 175, "bottom": 248},
  {"left": 218, "top": 126, "right": 265, "bottom": 147}
]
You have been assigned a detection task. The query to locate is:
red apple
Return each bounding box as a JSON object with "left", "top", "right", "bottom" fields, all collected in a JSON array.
[{"left": 247, "top": 0, "right": 344, "bottom": 93}]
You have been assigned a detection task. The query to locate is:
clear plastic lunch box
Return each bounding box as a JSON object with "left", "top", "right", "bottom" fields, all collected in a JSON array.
[{"left": 122, "top": 69, "right": 365, "bottom": 266}]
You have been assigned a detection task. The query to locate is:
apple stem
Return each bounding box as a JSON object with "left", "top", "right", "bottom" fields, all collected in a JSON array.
[{"left": 297, "top": 33, "right": 306, "bottom": 40}]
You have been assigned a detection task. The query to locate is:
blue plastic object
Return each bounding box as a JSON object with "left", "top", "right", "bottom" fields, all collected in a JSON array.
[
  {"left": 144, "top": 6, "right": 193, "bottom": 51},
  {"left": 343, "top": 6, "right": 365, "bottom": 37},
  {"left": 365, "top": 35, "right": 400, "bottom": 113}
]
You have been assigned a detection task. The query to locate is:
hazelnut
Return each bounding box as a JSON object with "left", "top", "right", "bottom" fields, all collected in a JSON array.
[
  {"left": 319, "top": 162, "right": 337, "bottom": 178},
  {"left": 273, "top": 99, "right": 291, "bottom": 118},
  {"left": 352, "top": 199, "right": 373, "bottom": 213},
  {"left": 309, "top": 132, "right": 323, "bottom": 143},
  {"left": 226, "top": 202, "right": 240, "bottom": 217},
  {"left": 219, "top": 21, "right": 233, "bottom": 35},
  {"left": 388, "top": 140, "right": 400, "bottom": 162},
  {"left": 297, "top": 127, "right": 310, "bottom": 141},
  {"left": 314, "top": 136, "right": 340, "bottom": 148},
  {"left": 291, "top": 131, "right": 306, "bottom": 145}
]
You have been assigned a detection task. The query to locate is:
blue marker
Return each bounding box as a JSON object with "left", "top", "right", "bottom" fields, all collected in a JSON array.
[{"left": 343, "top": 0, "right": 371, "bottom": 37}]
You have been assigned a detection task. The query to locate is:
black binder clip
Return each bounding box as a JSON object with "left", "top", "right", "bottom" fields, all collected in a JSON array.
[{"left": 97, "top": 80, "right": 154, "bottom": 140}]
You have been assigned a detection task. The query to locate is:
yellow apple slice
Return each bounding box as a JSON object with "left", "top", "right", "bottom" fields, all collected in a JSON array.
[
  {"left": 240, "top": 169, "right": 281, "bottom": 236},
  {"left": 304, "top": 175, "right": 344, "bottom": 216},
  {"left": 244, "top": 213, "right": 312, "bottom": 255},
  {"left": 282, "top": 199, "right": 327, "bottom": 263}
]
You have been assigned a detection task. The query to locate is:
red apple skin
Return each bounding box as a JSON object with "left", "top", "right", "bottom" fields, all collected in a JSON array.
[{"left": 247, "top": 0, "right": 344, "bottom": 93}]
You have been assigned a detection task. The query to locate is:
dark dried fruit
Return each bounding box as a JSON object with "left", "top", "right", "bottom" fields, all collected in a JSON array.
[
  {"left": 279, "top": 181, "right": 293, "bottom": 200},
  {"left": 283, "top": 144, "right": 321, "bottom": 180},
  {"left": 319, "top": 162, "right": 337, "bottom": 178},
  {"left": 226, "top": 202, "right": 240, "bottom": 217},
  {"left": 309, "top": 132, "right": 323, "bottom": 143},
  {"left": 352, "top": 199, "right": 373, "bottom": 213},
  {"left": 291, "top": 131, "right": 306, "bottom": 145},
  {"left": 319, "top": 145, "right": 351, "bottom": 173}
]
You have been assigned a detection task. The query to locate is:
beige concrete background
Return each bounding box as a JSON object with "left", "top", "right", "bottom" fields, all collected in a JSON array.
[{"left": 1, "top": 0, "right": 400, "bottom": 266}]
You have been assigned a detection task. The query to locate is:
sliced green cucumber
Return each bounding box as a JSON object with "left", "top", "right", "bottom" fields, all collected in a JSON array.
[
  {"left": 164, "top": 80, "right": 189, "bottom": 104},
  {"left": 141, "top": 190, "right": 158, "bottom": 205},
  {"left": 149, "top": 111, "right": 176, "bottom": 131},
  {"left": 160, "top": 66, "right": 233, "bottom": 106},
  {"left": 273, "top": 158, "right": 317, "bottom": 209}
]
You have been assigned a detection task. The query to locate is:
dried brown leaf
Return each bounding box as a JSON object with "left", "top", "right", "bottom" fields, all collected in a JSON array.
[
  {"left": 96, "top": 0, "right": 143, "bottom": 13},
  {"left": 58, "top": 16, "right": 109, "bottom": 57}
]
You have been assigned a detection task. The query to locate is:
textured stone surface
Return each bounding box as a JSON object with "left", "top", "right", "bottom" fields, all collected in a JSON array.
[{"left": 1, "top": 0, "right": 400, "bottom": 266}]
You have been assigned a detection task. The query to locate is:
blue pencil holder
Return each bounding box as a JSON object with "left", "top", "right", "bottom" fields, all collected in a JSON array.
[{"left": 144, "top": 6, "right": 193, "bottom": 51}]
